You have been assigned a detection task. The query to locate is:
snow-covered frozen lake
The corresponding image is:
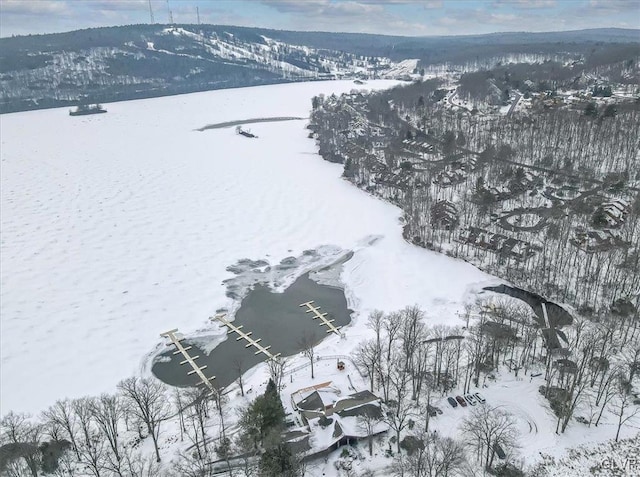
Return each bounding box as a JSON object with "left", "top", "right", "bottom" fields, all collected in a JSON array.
[{"left": 1, "top": 80, "right": 493, "bottom": 413}]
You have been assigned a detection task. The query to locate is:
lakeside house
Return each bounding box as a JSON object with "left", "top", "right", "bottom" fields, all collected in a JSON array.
[
  {"left": 284, "top": 382, "right": 387, "bottom": 459},
  {"left": 457, "top": 226, "right": 537, "bottom": 261}
]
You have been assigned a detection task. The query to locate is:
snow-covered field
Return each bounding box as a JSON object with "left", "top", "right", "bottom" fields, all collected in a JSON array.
[{"left": 0, "top": 80, "right": 494, "bottom": 414}]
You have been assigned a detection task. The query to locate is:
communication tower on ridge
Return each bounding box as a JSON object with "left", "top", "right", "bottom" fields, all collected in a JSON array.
[
  {"left": 166, "top": 0, "right": 174, "bottom": 24},
  {"left": 148, "top": 0, "right": 154, "bottom": 24}
]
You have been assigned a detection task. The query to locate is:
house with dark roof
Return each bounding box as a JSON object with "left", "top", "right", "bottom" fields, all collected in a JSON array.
[
  {"left": 456, "top": 226, "right": 537, "bottom": 261},
  {"left": 288, "top": 383, "right": 387, "bottom": 459},
  {"left": 431, "top": 200, "right": 459, "bottom": 230},
  {"left": 594, "top": 199, "right": 630, "bottom": 228},
  {"left": 570, "top": 228, "right": 630, "bottom": 253}
]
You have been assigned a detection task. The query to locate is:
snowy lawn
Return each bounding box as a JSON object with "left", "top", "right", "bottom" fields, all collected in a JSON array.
[{"left": 424, "top": 371, "right": 640, "bottom": 469}]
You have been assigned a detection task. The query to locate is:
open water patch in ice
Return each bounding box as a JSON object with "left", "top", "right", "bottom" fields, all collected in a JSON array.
[
  {"left": 151, "top": 246, "right": 353, "bottom": 389},
  {"left": 222, "top": 244, "right": 351, "bottom": 302}
]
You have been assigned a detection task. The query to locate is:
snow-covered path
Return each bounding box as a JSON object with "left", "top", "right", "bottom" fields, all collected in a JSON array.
[{"left": 1, "top": 80, "right": 492, "bottom": 414}]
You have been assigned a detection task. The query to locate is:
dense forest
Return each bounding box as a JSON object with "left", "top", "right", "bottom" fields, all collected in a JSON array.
[{"left": 309, "top": 78, "right": 640, "bottom": 315}]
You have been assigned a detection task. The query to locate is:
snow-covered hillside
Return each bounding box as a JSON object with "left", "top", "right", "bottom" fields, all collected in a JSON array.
[
  {"left": 0, "top": 80, "right": 495, "bottom": 414},
  {"left": 0, "top": 26, "right": 407, "bottom": 113}
]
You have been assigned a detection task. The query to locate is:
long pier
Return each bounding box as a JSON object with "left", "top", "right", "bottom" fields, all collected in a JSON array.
[
  {"left": 160, "top": 328, "right": 217, "bottom": 396},
  {"left": 299, "top": 301, "right": 343, "bottom": 336},
  {"left": 212, "top": 314, "right": 280, "bottom": 360}
]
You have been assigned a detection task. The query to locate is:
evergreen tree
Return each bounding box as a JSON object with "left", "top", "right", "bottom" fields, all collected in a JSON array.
[
  {"left": 260, "top": 379, "right": 286, "bottom": 438},
  {"left": 343, "top": 158, "right": 355, "bottom": 179},
  {"left": 442, "top": 130, "right": 457, "bottom": 155},
  {"left": 585, "top": 102, "right": 598, "bottom": 117},
  {"left": 478, "top": 145, "right": 496, "bottom": 165},
  {"left": 603, "top": 104, "right": 617, "bottom": 117},
  {"left": 239, "top": 379, "right": 286, "bottom": 447},
  {"left": 259, "top": 443, "right": 299, "bottom": 477}
]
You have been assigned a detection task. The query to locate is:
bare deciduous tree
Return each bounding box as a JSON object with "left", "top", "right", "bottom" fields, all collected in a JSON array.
[
  {"left": 41, "top": 399, "right": 80, "bottom": 460},
  {"left": 383, "top": 311, "right": 403, "bottom": 363},
  {"left": 232, "top": 357, "right": 246, "bottom": 397},
  {"left": 266, "top": 357, "right": 288, "bottom": 392},
  {"left": 392, "top": 431, "right": 467, "bottom": 477},
  {"left": 71, "top": 397, "right": 106, "bottom": 477},
  {"left": 460, "top": 405, "right": 519, "bottom": 469},
  {"left": 0, "top": 412, "right": 42, "bottom": 477},
  {"left": 357, "top": 405, "right": 382, "bottom": 456},
  {"left": 182, "top": 387, "right": 211, "bottom": 461},
  {"left": 173, "top": 389, "right": 186, "bottom": 443},
  {"left": 612, "top": 378, "right": 640, "bottom": 442},
  {"left": 383, "top": 352, "right": 415, "bottom": 453},
  {"left": 121, "top": 448, "right": 161, "bottom": 477},
  {"left": 168, "top": 450, "right": 216, "bottom": 477},
  {"left": 299, "top": 331, "right": 318, "bottom": 379},
  {"left": 90, "top": 393, "right": 124, "bottom": 472},
  {"left": 354, "top": 339, "right": 381, "bottom": 392},
  {"left": 117, "top": 377, "right": 172, "bottom": 462},
  {"left": 367, "top": 309, "right": 385, "bottom": 352},
  {"left": 622, "top": 342, "right": 640, "bottom": 384}
]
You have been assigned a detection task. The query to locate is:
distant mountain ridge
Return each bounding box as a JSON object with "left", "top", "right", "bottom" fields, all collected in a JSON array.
[{"left": 0, "top": 25, "right": 638, "bottom": 113}]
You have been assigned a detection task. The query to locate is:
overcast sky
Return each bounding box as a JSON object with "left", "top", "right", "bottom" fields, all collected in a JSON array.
[{"left": 1, "top": 0, "right": 639, "bottom": 38}]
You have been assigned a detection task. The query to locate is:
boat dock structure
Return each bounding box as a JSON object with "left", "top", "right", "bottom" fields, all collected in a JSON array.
[
  {"left": 160, "top": 328, "right": 217, "bottom": 396},
  {"left": 299, "top": 300, "right": 343, "bottom": 337},
  {"left": 211, "top": 314, "right": 280, "bottom": 360}
]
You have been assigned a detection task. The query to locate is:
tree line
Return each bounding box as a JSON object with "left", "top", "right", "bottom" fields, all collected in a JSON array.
[{"left": 309, "top": 84, "right": 640, "bottom": 315}]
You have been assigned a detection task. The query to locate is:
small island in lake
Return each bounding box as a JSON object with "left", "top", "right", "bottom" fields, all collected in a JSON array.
[{"left": 235, "top": 125, "right": 257, "bottom": 138}]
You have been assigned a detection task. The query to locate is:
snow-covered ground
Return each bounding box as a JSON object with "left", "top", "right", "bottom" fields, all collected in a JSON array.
[
  {"left": 231, "top": 342, "right": 639, "bottom": 476},
  {"left": 0, "top": 80, "right": 494, "bottom": 415},
  {"left": 431, "top": 373, "right": 640, "bottom": 467}
]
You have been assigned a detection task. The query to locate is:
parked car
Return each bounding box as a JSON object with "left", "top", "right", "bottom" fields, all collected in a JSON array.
[
  {"left": 464, "top": 394, "right": 477, "bottom": 406},
  {"left": 447, "top": 397, "right": 458, "bottom": 408},
  {"left": 434, "top": 406, "right": 443, "bottom": 415},
  {"left": 455, "top": 395, "right": 467, "bottom": 407},
  {"left": 474, "top": 392, "right": 486, "bottom": 404}
]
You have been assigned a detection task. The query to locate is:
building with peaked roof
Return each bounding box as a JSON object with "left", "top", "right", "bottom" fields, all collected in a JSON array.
[
  {"left": 286, "top": 383, "right": 387, "bottom": 459},
  {"left": 594, "top": 199, "right": 630, "bottom": 228},
  {"left": 431, "top": 200, "right": 459, "bottom": 230},
  {"left": 570, "top": 228, "right": 630, "bottom": 253}
]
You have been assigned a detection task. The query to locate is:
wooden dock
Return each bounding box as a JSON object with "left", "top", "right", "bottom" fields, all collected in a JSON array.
[
  {"left": 299, "top": 301, "right": 343, "bottom": 336},
  {"left": 212, "top": 314, "right": 280, "bottom": 360},
  {"left": 160, "top": 328, "right": 217, "bottom": 396}
]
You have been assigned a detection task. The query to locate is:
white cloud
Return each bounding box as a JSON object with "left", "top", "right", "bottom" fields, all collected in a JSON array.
[
  {"left": 0, "top": 0, "right": 70, "bottom": 15},
  {"left": 588, "top": 0, "right": 639, "bottom": 10},
  {"left": 260, "top": 0, "right": 383, "bottom": 17},
  {"left": 0, "top": 0, "right": 635, "bottom": 38},
  {"left": 436, "top": 2, "right": 634, "bottom": 35},
  {"left": 492, "top": 0, "right": 556, "bottom": 8},
  {"left": 85, "top": 0, "right": 148, "bottom": 11},
  {"left": 259, "top": 0, "right": 428, "bottom": 35},
  {"left": 359, "top": 0, "right": 442, "bottom": 4}
]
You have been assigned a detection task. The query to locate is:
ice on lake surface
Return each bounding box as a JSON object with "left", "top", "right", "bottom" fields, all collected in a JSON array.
[{"left": 1, "top": 80, "right": 493, "bottom": 413}]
